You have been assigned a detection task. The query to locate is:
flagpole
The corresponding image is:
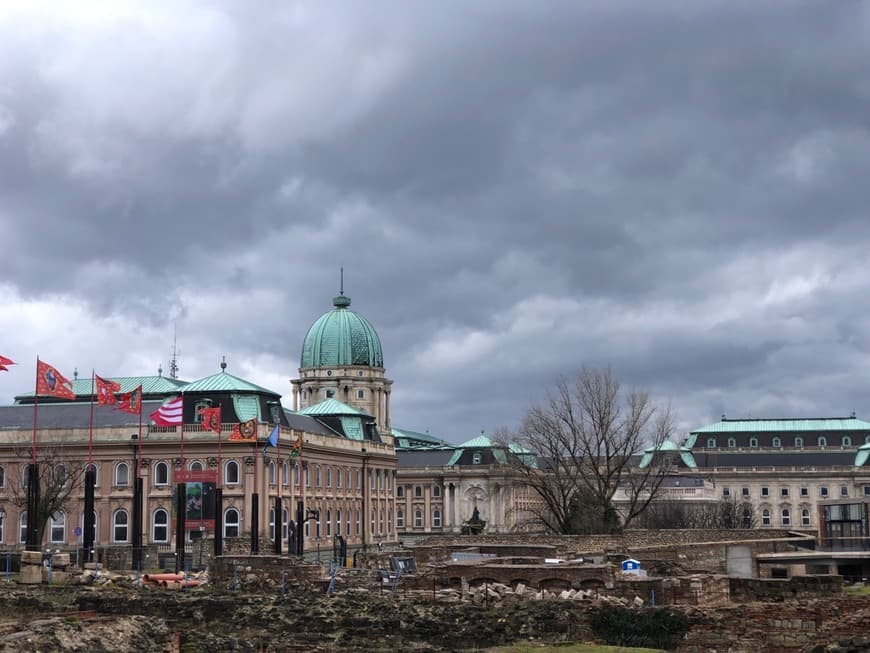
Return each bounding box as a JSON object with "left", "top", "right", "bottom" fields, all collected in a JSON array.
[
  {"left": 31, "top": 357, "right": 39, "bottom": 464},
  {"left": 179, "top": 392, "right": 185, "bottom": 468},
  {"left": 88, "top": 370, "right": 95, "bottom": 464},
  {"left": 137, "top": 389, "right": 143, "bottom": 473},
  {"left": 217, "top": 403, "right": 223, "bottom": 488}
]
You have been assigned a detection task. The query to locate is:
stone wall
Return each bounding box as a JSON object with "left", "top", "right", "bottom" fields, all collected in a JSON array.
[{"left": 729, "top": 575, "right": 843, "bottom": 602}]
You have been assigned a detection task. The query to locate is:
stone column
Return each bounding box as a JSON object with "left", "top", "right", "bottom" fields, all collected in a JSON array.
[
  {"left": 292, "top": 386, "right": 299, "bottom": 411},
  {"left": 385, "top": 389, "right": 391, "bottom": 430}
]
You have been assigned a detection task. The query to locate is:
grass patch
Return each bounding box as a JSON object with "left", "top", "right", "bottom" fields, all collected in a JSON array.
[{"left": 844, "top": 584, "right": 870, "bottom": 596}]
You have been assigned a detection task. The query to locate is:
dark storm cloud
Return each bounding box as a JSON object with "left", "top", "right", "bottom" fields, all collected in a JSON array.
[{"left": 2, "top": 1, "right": 870, "bottom": 441}]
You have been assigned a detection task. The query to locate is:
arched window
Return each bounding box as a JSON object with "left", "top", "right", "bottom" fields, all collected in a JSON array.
[
  {"left": 397, "top": 508, "right": 405, "bottom": 528},
  {"left": 326, "top": 467, "right": 332, "bottom": 487},
  {"left": 432, "top": 509, "right": 442, "bottom": 528},
  {"left": 396, "top": 486, "right": 404, "bottom": 498},
  {"left": 18, "top": 511, "right": 27, "bottom": 544},
  {"left": 282, "top": 462, "right": 289, "bottom": 486},
  {"left": 315, "top": 511, "right": 321, "bottom": 538},
  {"left": 727, "top": 438, "right": 736, "bottom": 448},
  {"left": 336, "top": 509, "right": 342, "bottom": 535},
  {"left": 749, "top": 438, "right": 758, "bottom": 448},
  {"left": 326, "top": 510, "right": 332, "bottom": 537},
  {"left": 371, "top": 509, "right": 376, "bottom": 534},
  {"left": 115, "top": 462, "right": 129, "bottom": 487},
  {"left": 761, "top": 509, "right": 771, "bottom": 526},
  {"left": 316, "top": 466, "right": 322, "bottom": 487},
  {"left": 346, "top": 509, "right": 351, "bottom": 536},
  {"left": 153, "top": 509, "right": 169, "bottom": 542},
  {"left": 336, "top": 468, "right": 342, "bottom": 489},
  {"left": 154, "top": 462, "right": 169, "bottom": 486},
  {"left": 772, "top": 437, "right": 781, "bottom": 448},
  {"left": 53, "top": 464, "right": 68, "bottom": 485},
  {"left": 347, "top": 469, "right": 353, "bottom": 489},
  {"left": 295, "top": 463, "right": 301, "bottom": 487},
  {"left": 379, "top": 508, "right": 384, "bottom": 534},
  {"left": 282, "top": 508, "right": 289, "bottom": 540},
  {"left": 414, "top": 509, "right": 423, "bottom": 528},
  {"left": 414, "top": 485, "right": 423, "bottom": 498},
  {"left": 432, "top": 485, "right": 441, "bottom": 498},
  {"left": 49, "top": 512, "right": 65, "bottom": 543},
  {"left": 707, "top": 438, "right": 716, "bottom": 448},
  {"left": 113, "top": 510, "right": 129, "bottom": 542},
  {"left": 818, "top": 436, "right": 827, "bottom": 447},
  {"left": 225, "top": 460, "right": 240, "bottom": 485},
  {"left": 842, "top": 436, "right": 852, "bottom": 446},
  {"left": 269, "top": 509, "right": 277, "bottom": 541},
  {"left": 356, "top": 470, "right": 361, "bottom": 489},
  {"left": 801, "top": 509, "right": 811, "bottom": 527},
  {"left": 189, "top": 460, "right": 204, "bottom": 472},
  {"left": 388, "top": 509, "right": 392, "bottom": 532},
  {"left": 224, "top": 508, "right": 240, "bottom": 538},
  {"left": 780, "top": 508, "right": 791, "bottom": 526},
  {"left": 795, "top": 436, "right": 803, "bottom": 447},
  {"left": 269, "top": 461, "right": 277, "bottom": 486}
]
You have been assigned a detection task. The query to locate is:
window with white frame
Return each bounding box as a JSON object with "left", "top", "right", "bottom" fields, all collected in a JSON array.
[
  {"left": 356, "top": 470, "right": 361, "bottom": 489},
  {"left": 432, "top": 484, "right": 441, "bottom": 498},
  {"left": 190, "top": 460, "right": 204, "bottom": 472},
  {"left": 356, "top": 509, "right": 360, "bottom": 534},
  {"left": 282, "top": 462, "right": 289, "bottom": 486},
  {"left": 224, "top": 508, "right": 240, "bottom": 538},
  {"left": 818, "top": 436, "right": 827, "bottom": 447},
  {"left": 347, "top": 469, "right": 352, "bottom": 489},
  {"left": 801, "top": 486, "right": 809, "bottom": 497},
  {"left": 795, "top": 436, "right": 803, "bottom": 447},
  {"left": 326, "top": 467, "right": 332, "bottom": 487},
  {"left": 0, "top": 511, "right": 5, "bottom": 543},
  {"left": 432, "top": 509, "right": 441, "bottom": 528},
  {"left": 772, "top": 437, "right": 781, "bottom": 447},
  {"left": 761, "top": 509, "right": 771, "bottom": 526},
  {"left": 761, "top": 487, "right": 769, "bottom": 497},
  {"left": 749, "top": 438, "right": 758, "bottom": 448},
  {"left": 225, "top": 460, "right": 240, "bottom": 485},
  {"left": 780, "top": 487, "right": 789, "bottom": 498},
  {"left": 295, "top": 463, "right": 301, "bottom": 487},
  {"left": 728, "top": 438, "right": 736, "bottom": 448},
  {"left": 472, "top": 452, "right": 482, "bottom": 464},
  {"left": 18, "top": 511, "right": 27, "bottom": 544},
  {"left": 113, "top": 510, "right": 129, "bottom": 542},
  {"left": 115, "top": 462, "right": 129, "bottom": 487},
  {"left": 336, "top": 468, "right": 342, "bottom": 489},
  {"left": 414, "top": 509, "right": 423, "bottom": 528},
  {"left": 269, "top": 509, "right": 277, "bottom": 541},
  {"left": 742, "top": 487, "right": 750, "bottom": 497},
  {"left": 371, "top": 509, "right": 375, "bottom": 534},
  {"left": 154, "top": 462, "right": 169, "bottom": 486},
  {"left": 326, "top": 510, "right": 332, "bottom": 537},
  {"left": 379, "top": 508, "right": 384, "bottom": 534},
  {"left": 840, "top": 485, "right": 849, "bottom": 497},
  {"left": 396, "top": 486, "right": 404, "bottom": 498},
  {"left": 397, "top": 509, "right": 405, "bottom": 528},
  {"left": 316, "top": 511, "right": 321, "bottom": 538},
  {"left": 336, "top": 509, "right": 342, "bottom": 535},
  {"left": 801, "top": 509, "right": 811, "bottom": 526},
  {"left": 49, "top": 512, "right": 65, "bottom": 543},
  {"left": 842, "top": 436, "right": 852, "bottom": 446},
  {"left": 346, "top": 510, "right": 351, "bottom": 536},
  {"left": 781, "top": 508, "right": 791, "bottom": 526},
  {"left": 153, "top": 509, "right": 169, "bottom": 542},
  {"left": 269, "top": 461, "right": 276, "bottom": 486},
  {"left": 414, "top": 485, "right": 423, "bottom": 498},
  {"left": 820, "top": 486, "right": 829, "bottom": 497},
  {"left": 305, "top": 464, "right": 311, "bottom": 488},
  {"left": 357, "top": 389, "right": 364, "bottom": 399},
  {"left": 707, "top": 438, "right": 716, "bottom": 448}
]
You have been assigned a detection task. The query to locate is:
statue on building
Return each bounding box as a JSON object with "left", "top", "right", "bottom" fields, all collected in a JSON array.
[{"left": 461, "top": 505, "right": 486, "bottom": 535}]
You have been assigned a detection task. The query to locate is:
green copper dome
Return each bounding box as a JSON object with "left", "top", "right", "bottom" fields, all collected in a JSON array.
[{"left": 300, "top": 293, "right": 384, "bottom": 369}]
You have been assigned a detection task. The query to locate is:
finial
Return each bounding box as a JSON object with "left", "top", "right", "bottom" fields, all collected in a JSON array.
[
  {"left": 332, "top": 270, "right": 351, "bottom": 308},
  {"left": 158, "top": 364, "right": 163, "bottom": 377},
  {"left": 73, "top": 367, "right": 78, "bottom": 380},
  {"left": 340, "top": 266, "right": 344, "bottom": 295},
  {"left": 220, "top": 355, "right": 227, "bottom": 372}
]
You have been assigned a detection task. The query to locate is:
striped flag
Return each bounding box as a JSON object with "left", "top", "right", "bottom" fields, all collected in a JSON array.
[{"left": 149, "top": 396, "right": 183, "bottom": 426}]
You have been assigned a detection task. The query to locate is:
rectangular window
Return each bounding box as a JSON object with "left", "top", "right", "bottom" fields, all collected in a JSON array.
[
  {"left": 820, "top": 486, "right": 829, "bottom": 497},
  {"left": 357, "top": 390, "right": 365, "bottom": 399},
  {"left": 780, "top": 487, "right": 789, "bottom": 498},
  {"left": 742, "top": 487, "right": 750, "bottom": 497},
  {"left": 801, "top": 487, "right": 809, "bottom": 497},
  {"left": 840, "top": 486, "right": 849, "bottom": 497},
  {"left": 864, "top": 486, "right": 870, "bottom": 497},
  {"left": 722, "top": 487, "right": 731, "bottom": 497},
  {"left": 761, "top": 487, "right": 769, "bottom": 497}
]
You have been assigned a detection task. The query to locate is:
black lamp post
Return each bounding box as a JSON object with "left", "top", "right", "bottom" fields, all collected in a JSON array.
[{"left": 130, "top": 435, "right": 143, "bottom": 572}]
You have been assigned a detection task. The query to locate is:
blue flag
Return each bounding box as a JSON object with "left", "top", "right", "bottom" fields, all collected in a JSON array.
[{"left": 263, "top": 424, "right": 279, "bottom": 455}]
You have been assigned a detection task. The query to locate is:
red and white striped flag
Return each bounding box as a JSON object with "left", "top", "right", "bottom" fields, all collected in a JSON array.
[{"left": 149, "top": 396, "right": 183, "bottom": 426}]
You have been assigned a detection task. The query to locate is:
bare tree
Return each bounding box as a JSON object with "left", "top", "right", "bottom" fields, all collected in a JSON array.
[
  {"left": 10, "top": 442, "right": 82, "bottom": 546},
  {"left": 506, "top": 367, "right": 674, "bottom": 534},
  {"left": 636, "top": 498, "right": 757, "bottom": 530}
]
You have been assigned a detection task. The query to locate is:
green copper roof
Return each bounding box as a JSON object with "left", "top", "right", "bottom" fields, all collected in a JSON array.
[
  {"left": 300, "top": 293, "right": 384, "bottom": 369},
  {"left": 392, "top": 427, "right": 447, "bottom": 446},
  {"left": 297, "top": 398, "right": 372, "bottom": 417},
  {"left": 691, "top": 417, "right": 870, "bottom": 434},
  {"left": 639, "top": 439, "right": 697, "bottom": 469},
  {"left": 856, "top": 442, "right": 870, "bottom": 467},
  {"left": 457, "top": 434, "right": 496, "bottom": 448},
  {"left": 179, "top": 371, "right": 278, "bottom": 395}
]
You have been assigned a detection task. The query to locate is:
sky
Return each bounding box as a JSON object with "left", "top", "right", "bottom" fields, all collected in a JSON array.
[{"left": 3, "top": 1, "right": 870, "bottom": 444}]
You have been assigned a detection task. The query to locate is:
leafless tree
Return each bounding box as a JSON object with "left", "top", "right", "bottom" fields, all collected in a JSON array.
[
  {"left": 10, "top": 441, "right": 82, "bottom": 546},
  {"left": 504, "top": 367, "right": 674, "bottom": 534},
  {"left": 635, "top": 498, "right": 757, "bottom": 530}
]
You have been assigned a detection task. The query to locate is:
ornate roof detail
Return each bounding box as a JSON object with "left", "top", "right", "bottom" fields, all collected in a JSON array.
[{"left": 300, "top": 292, "right": 384, "bottom": 369}]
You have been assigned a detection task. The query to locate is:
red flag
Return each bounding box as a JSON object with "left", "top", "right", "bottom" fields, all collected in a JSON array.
[
  {"left": 0, "top": 355, "right": 15, "bottom": 372},
  {"left": 198, "top": 406, "right": 221, "bottom": 434},
  {"left": 150, "top": 396, "right": 182, "bottom": 426},
  {"left": 36, "top": 359, "right": 76, "bottom": 400},
  {"left": 95, "top": 374, "right": 121, "bottom": 405},
  {"left": 117, "top": 385, "right": 143, "bottom": 414},
  {"left": 289, "top": 433, "right": 303, "bottom": 459},
  {"left": 229, "top": 418, "right": 257, "bottom": 441}
]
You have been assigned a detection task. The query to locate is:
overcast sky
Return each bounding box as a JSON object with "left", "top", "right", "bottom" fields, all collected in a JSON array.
[{"left": 3, "top": 1, "right": 870, "bottom": 444}]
